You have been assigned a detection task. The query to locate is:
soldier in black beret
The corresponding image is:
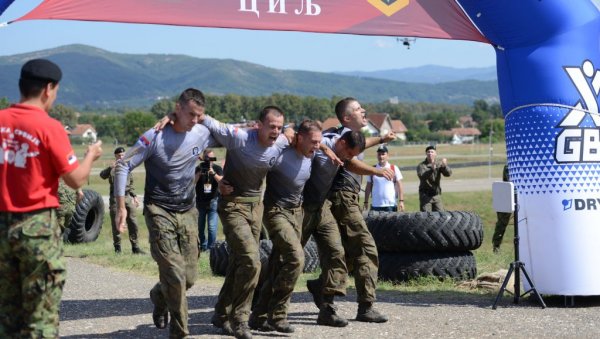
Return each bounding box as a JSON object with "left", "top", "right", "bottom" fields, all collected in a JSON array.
[
  {"left": 0, "top": 59, "right": 103, "bottom": 337},
  {"left": 417, "top": 145, "right": 452, "bottom": 211}
]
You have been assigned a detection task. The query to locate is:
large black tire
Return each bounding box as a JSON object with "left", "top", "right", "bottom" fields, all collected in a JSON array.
[
  {"left": 378, "top": 251, "right": 477, "bottom": 283},
  {"left": 209, "top": 240, "right": 230, "bottom": 276},
  {"left": 366, "top": 211, "right": 483, "bottom": 251},
  {"left": 302, "top": 238, "right": 319, "bottom": 273},
  {"left": 67, "top": 189, "right": 105, "bottom": 243},
  {"left": 209, "top": 240, "right": 272, "bottom": 277},
  {"left": 209, "top": 238, "right": 320, "bottom": 276}
]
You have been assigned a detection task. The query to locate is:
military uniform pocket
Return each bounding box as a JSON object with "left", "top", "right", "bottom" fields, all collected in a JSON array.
[{"left": 20, "top": 210, "right": 55, "bottom": 237}]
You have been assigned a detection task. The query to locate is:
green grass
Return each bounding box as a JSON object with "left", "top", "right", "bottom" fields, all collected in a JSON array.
[
  {"left": 76, "top": 142, "right": 506, "bottom": 197},
  {"left": 66, "top": 141, "right": 514, "bottom": 293},
  {"left": 65, "top": 189, "right": 514, "bottom": 294}
]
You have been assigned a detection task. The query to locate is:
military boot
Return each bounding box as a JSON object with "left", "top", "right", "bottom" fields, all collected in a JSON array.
[
  {"left": 356, "top": 302, "right": 388, "bottom": 323},
  {"left": 150, "top": 289, "right": 168, "bottom": 329},
  {"left": 306, "top": 279, "right": 323, "bottom": 309},
  {"left": 132, "top": 246, "right": 146, "bottom": 255},
  {"left": 268, "top": 319, "right": 294, "bottom": 333},
  {"left": 249, "top": 312, "right": 273, "bottom": 332},
  {"left": 211, "top": 313, "right": 233, "bottom": 335},
  {"left": 317, "top": 295, "right": 348, "bottom": 327},
  {"left": 114, "top": 244, "right": 122, "bottom": 254},
  {"left": 233, "top": 322, "right": 252, "bottom": 339},
  {"left": 152, "top": 307, "right": 168, "bottom": 329}
]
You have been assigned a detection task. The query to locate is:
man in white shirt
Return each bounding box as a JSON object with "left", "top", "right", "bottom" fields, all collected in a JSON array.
[{"left": 364, "top": 145, "right": 404, "bottom": 212}]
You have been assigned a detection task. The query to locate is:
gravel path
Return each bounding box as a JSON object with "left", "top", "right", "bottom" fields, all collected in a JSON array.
[{"left": 61, "top": 257, "right": 600, "bottom": 338}]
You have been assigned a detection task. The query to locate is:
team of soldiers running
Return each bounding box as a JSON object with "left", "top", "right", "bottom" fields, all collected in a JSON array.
[
  {"left": 1, "top": 58, "right": 407, "bottom": 339},
  {"left": 114, "top": 89, "right": 398, "bottom": 338}
]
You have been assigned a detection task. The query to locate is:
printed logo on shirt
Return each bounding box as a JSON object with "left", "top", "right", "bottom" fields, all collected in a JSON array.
[
  {"left": 0, "top": 127, "right": 40, "bottom": 168},
  {"left": 193, "top": 147, "right": 200, "bottom": 156}
]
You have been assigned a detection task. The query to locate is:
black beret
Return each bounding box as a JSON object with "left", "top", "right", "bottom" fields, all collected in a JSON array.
[
  {"left": 20, "top": 59, "right": 62, "bottom": 83},
  {"left": 377, "top": 145, "right": 388, "bottom": 153},
  {"left": 425, "top": 145, "right": 436, "bottom": 152},
  {"left": 114, "top": 147, "right": 125, "bottom": 155}
]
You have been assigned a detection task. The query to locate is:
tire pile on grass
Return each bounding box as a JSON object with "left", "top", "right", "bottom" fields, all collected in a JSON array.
[
  {"left": 209, "top": 237, "right": 320, "bottom": 277},
  {"left": 364, "top": 211, "right": 482, "bottom": 283}
]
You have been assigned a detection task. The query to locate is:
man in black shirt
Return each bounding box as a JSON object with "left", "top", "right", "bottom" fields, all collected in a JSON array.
[{"left": 195, "top": 148, "right": 223, "bottom": 252}]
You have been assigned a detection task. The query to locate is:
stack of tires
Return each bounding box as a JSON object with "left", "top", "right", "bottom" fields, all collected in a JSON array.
[
  {"left": 209, "top": 238, "right": 320, "bottom": 277},
  {"left": 365, "top": 211, "right": 482, "bottom": 283},
  {"left": 63, "top": 189, "right": 105, "bottom": 244}
]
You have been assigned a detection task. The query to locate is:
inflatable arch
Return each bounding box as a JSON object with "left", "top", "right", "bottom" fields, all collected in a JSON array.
[{"left": 3, "top": 0, "right": 600, "bottom": 295}]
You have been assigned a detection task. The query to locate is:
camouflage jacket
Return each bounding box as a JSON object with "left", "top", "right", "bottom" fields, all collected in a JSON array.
[{"left": 100, "top": 165, "right": 136, "bottom": 203}]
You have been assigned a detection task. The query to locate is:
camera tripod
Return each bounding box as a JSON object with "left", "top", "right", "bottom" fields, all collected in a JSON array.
[{"left": 492, "top": 192, "right": 546, "bottom": 309}]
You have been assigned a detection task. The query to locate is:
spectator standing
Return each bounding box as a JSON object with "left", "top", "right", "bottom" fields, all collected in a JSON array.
[
  {"left": 100, "top": 146, "right": 144, "bottom": 254},
  {"left": 417, "top": 145, "right": 452, "bottom": 212},
  {"left": 492, "top": 164, "right": 512, "bottom": 253},
  {"left": 0, "top": 59, "right": 102, "bottom": 337},
  {"left": 364, "top": 144, "right": 404, "bottom": 212},
  {"left": 194, "top": 148, "right": 223, "bottom": 252}
]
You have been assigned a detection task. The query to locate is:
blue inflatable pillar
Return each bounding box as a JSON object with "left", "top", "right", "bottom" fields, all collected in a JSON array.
[{"left": 459, "top": 0, "right": 600, "bottom": 295}]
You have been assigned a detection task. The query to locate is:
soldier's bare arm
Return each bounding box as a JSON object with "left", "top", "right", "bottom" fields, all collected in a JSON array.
[
  {"left": 62, "top": 141, "right": 103, "bottom": 189},
  {"left": 347, "top": 158, "right": 394, "bottom": 181}
]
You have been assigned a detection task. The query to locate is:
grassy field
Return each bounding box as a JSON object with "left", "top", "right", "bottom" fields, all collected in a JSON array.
[
  {"left": 65, "top": 192, "right": 514, "bottom": 293},
  {"left": 76, "top": 141, "right": 507, "bottom": 196},
  {"left": 65, "top": 139, "right": 514, "bottom": 294}
]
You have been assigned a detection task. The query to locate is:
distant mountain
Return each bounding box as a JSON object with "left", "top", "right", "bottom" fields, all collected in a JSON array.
[
  {"left": 0, "top": 45, "right": 499, "bottom": 108},
  {"left": 337, "top": 65, "right": 497, "bottom": 84}
]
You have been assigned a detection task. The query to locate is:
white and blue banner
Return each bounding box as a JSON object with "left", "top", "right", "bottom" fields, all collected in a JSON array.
[{"left": 461, "top": 0, "right": 600, "bottom": 295}]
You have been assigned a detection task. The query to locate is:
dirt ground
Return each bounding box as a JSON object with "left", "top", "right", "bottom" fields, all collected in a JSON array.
[{"left": 60, "top": 257, "right": 600, "bottom": 338}]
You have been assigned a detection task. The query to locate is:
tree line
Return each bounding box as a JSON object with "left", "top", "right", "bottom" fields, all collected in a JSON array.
[{"left": 0, "top": 94, "right": 504, "bottom": 145}]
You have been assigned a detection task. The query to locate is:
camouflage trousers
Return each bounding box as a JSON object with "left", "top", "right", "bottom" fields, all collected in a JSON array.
[
  {"left": 0, "top": 208, "right": 66, "bottom": 338},
  {"left": 419, "top": 193, "right": 445, "bottom": 212},
  {"left": 302, "top": 201, "right": 347, "bottom": 296},
  {"left": 109, "top": 197, "right": 139, "bottom": 249},
  {"left": 253, "top": 203, "right": 304, "bottom": 323},
  {"left": 56, "top": 182, "right": 76, "bottom": 230},
  {"left": 144, "top": 203, "right": 199, "bottom": 339},
  {"left": 214, "top": 198, "right": 263, "bottom": 325},
  {"left": 492, "top": 212, "right": 513, "bottom": 248},
  {"left": 329, "top": 190, "right": 379, "bottom": 303}
]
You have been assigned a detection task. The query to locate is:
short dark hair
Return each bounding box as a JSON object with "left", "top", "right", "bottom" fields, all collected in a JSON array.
[
  {"left": 178, "top": 88, "right": 205, "bottom": 107},
  {"left": 19, "top": 79, "right": 50, "bottom": 99},
  {"left": 258, "top": 105, "right": 284, "bottom": 123},
  {"left": 340, "top": 131, "right": 365, "bottom": 152},
  {"left": 297, "top": 119, "right": 322, "bottom": 136},
  {"left": 203, "top": 148, "right": 214, "bottom": 157},
  {"left": 114, "top": 147, "right": 125, "bottom": 155},
  {"left": 334, "top": 97, "right": 357, "bottom": 123}
]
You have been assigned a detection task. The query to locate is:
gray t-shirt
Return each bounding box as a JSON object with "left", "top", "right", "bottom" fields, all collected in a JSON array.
[
  {"left": 202, "top": 116, "right": 289, "bottom": 197},
  {"left": 330, "top": 126, "right": 364, "bottom": 194},
  {"left": 303, "top": 135, "right": 342, "bottom": 206},
  {"left": 114, "top": 124, "right": 216, "bottom": 212},
  {"left": 265, "top": 147, "right": 313, "bottom": 208}
]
